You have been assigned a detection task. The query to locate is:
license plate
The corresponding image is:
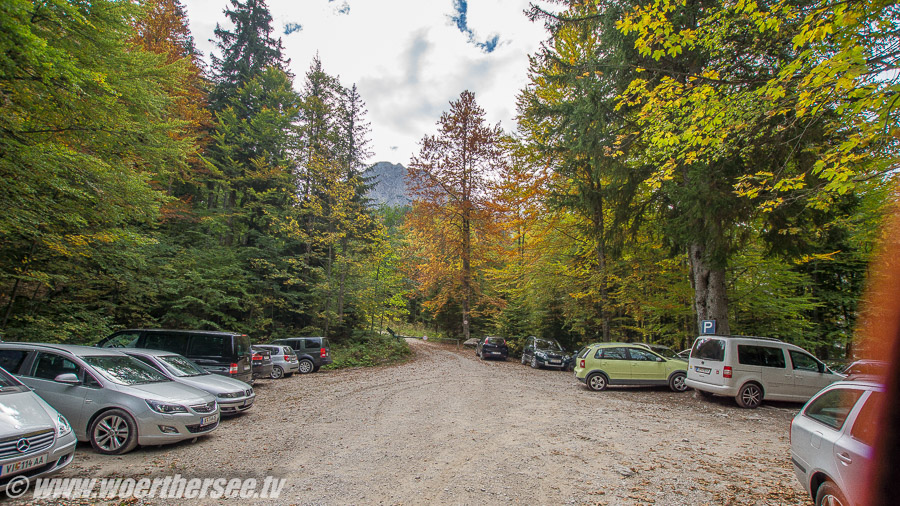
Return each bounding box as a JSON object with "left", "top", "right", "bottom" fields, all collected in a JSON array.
[
  {"left": 695, "top": 366, "right": 711, "bottom": 374},
  {"left": 549, "top": 360, "right": 561, "bottom": 365},
  {"left": 243, "top": 398, "right": 254, "bottom": 407},
  {"left": 200, "top": 414, "right": 218, "bottom": 426},
  {"left": 1, "top": 454, "right": 47, "bottom": 477},
  {"left": 489, "top": 351, "right": 499, "bottom": 355},
  {"left": 243, "top": 365, "right": 250, "bottom": 371}
]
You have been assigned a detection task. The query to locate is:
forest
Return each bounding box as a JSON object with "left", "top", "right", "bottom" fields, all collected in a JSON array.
[{"left": 1, "top": 0, "right": 897, "bottom": 360}]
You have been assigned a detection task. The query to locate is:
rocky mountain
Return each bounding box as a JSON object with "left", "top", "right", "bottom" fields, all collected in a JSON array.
[{"left": 364, "top": 161, "right": 411, "bottom": 207}]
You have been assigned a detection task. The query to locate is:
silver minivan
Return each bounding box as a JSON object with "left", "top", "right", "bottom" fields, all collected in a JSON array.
[
  {"left": 686, "top": 335, "right": 842, "bottom": 408},
  {"left": 0, "top": 343, "right": 220, "bottom": 454},
  {"left": 0, "top": 365, "right": 77, "bottom": 485}
]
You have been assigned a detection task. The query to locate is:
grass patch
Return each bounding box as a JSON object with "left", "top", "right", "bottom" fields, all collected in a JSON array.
[{"left": 323, "top": 332, "right": 412, "bottom": 369}]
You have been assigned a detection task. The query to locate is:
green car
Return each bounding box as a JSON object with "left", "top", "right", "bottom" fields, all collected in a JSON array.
[{"left": 574, "top": 343, "right": 689, "bottom": 392}]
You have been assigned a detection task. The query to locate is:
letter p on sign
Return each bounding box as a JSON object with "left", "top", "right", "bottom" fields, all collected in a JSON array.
[{"left": 701, "top": 320, "right": 716, "bottom": 335}]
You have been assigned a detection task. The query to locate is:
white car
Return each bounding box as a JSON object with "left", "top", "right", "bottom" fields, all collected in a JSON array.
[
  {"left": 685, "top": 335, "right": 843, "bottom": 408},
  {"left": 790, "top": 378, "right": 881, "bottom": 506}
]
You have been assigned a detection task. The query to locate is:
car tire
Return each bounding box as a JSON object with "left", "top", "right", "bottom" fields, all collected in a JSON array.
[
  {"left": 90, "top": 409, "right": 139, "bottom": 455},
  {"left": 530, "top": 356, "right": 539, "bottom": 369},
  {"left": 586, "top": 372, "right": 608, "bottom": 392},
  {"left": 270, "top": 366, "right": 284, "bottom": 379},
  {"left": 298, "top": 359, "right": 314, "bottom": 374},
  {"left": 815, "top": 480, "right": 848, "bottom": 506},
  {"left": 736, "top": 382, "right": 763, "bottom": 409},
  {"left": 669, "top": 372, "right": 688, "bottom": 392}
]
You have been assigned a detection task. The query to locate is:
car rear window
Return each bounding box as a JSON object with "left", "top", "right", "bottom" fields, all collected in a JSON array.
[
  {"left": 485, "top": 337, "right": 505, "bottom": 345},
  {"left": 738, "top": 345, "right": 786, "bottom": 368},
  {"left": 304, "top": 338, "right": 321, "bottom": 350},
  {"left": 804, "top": 388, "right": 864, "bottom": 430},
  {"left": 0, "top": 349, "right": 28, "bottom": 373},
  {"left": 692, "top": 338, "right": 725, "bottom": 361}
]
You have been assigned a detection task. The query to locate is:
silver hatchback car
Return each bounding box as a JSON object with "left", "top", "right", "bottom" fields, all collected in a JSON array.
[
  {"left": 0, "top": 365, "right": 77, "bottom": 486},
  {"left": 122, "top": 349, "right": 255, "bottom": 415},
  {"left": 790, "top": 378, "right": 882, "bottom": 506},
  {"left": 251, "top": 344, "right": 299, "bottom": 379},
  {"left": 0, "top": 343, "right": 220, "bottom": 455}
]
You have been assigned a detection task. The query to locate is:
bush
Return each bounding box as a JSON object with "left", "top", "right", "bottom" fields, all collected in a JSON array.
[{"left": 323, "top": 331, "right": 412, "bottom": 369}]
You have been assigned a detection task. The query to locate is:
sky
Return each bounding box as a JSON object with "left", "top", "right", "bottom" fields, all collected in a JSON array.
[{"left": 182, "top": 0, "right": 553, "bottom": 165}]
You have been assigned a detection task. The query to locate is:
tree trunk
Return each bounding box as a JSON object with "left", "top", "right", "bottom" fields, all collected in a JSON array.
[
  {"left": 462, "top": 213, "right": 471, "bottom": 341},
  {"left": 688, "top": 243, "right": 730, "bottom": 336}
]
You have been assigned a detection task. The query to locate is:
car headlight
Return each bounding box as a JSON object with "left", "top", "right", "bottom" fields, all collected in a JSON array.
[
  {"left": 146, "top": 400, "right": 188, "bottom": 414},
  {"left": 56, "top": 414, "right": 72, "bottom": 437},
  {"left": 535, "top": 352, "right": 548, "bottom": 359}
]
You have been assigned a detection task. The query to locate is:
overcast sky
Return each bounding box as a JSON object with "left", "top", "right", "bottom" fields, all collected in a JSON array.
[{"left": 182, "top": 0, "right": 552, "bottom": 165}]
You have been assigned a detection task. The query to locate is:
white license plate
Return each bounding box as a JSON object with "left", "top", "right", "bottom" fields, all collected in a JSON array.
[
  {"left": 549, "top": 360, "right": 561, "bottom": 365},
  {"left": 1, "top": 454, "right": 47, "bottom": 477},
  {"left": 695, "top": 366, "right": 711, "bottom": 374},
  {"left": 200, "top": 414, "right": 218, "bottom": 426}
]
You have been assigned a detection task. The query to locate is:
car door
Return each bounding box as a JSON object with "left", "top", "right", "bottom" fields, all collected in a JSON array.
[
  {"left": 18, "top": 352, "right": 98, "bottom": 434},
  {"left": 596, "top": 347, "right": 631, "bottom": 382},
  {"left": 523, "top": 337, "right": 535, "bottom": 362},
  {"left": 790, "top": 350, "right": 836, "bottom": 399},
  {"left": 627, "top": 348, "right": 666, "bottom": 382},
  {"left": 834, "top": 390, "right": 880, "bottom": 503}
]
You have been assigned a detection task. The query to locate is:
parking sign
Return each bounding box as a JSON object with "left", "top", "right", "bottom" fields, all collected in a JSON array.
[{"left": 701, "top": 320, "right": 716, "bottom": 335}]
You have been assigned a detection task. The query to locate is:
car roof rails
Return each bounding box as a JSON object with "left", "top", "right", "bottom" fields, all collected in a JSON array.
[{"left": 726, "top": 334, "right": 784, "bottom": 343}]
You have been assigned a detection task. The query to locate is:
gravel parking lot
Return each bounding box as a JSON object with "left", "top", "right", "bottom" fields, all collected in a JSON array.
[{"left": 17, "top": 339, "right": 812, "bottom": 505}]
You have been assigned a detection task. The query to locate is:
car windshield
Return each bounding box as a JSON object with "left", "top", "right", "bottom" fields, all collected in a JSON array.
[
  {"left": 0, "top": 367, "right": 27, "bottom": 393},
  {"left": 83, "top": 356, "right": 169, "bottom": 385},
  {"left": 652, "top": 347, "right": 679, "bottom": 359},
  {"left": 536, "top": 339, "right": 562, "bottom": 351},
  {"left": 158, "top": 355, "right": 209, "bottom": 377}
]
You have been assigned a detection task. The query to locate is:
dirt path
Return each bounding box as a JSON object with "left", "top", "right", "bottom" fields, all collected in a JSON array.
[{"left": 22, "top": 339, "right": 812, "bottom": 505}]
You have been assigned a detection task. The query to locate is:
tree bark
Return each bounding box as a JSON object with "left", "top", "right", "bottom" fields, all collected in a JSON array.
[{"left": 688, "top": 242, "right": 730, "bottom": 336}]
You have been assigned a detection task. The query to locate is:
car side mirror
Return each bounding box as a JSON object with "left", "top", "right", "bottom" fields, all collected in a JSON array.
[{"left": 54, "top": 373, "right": 80, "bottom": 385}]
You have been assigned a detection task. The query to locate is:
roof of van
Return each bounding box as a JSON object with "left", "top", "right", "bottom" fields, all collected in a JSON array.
[
  {"left": 115, "top": 329, "right": 246, "bottom": 336},
  {"left": 697, "top": 335, "right": 784, "bottom": 343}
]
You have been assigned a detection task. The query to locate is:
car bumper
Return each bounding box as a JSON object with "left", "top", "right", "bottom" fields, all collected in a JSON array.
[
  {"left": 218, "top": 395, "right": 256, "bottom": 415},
  {"left": 252, "top": 364, "right": 274, "bottom": 378},
  {"left": 685, "top": 378, "right": 738, "bottom": 396},
  {"left": 0, "top": 432, "right": 77, "bottom": 486},
  {"left": 280, "top": 361, "right": 300, "bottom": 373},
  {"left": 136, "top": 412, "right": 220, "bottom": 446}
]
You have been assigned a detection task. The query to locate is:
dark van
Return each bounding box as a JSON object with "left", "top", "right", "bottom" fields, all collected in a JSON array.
[
  {"left": 270, "top": 337, "right": 332, "bottom": 374},
  {"left": 98, "top": 329, "right": 253, "bottom": 383}
]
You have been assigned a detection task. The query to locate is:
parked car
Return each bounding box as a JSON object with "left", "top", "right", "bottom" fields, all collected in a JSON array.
[
  {"left": 841, "top": 359, "right": 887, "bottom": 378},
  {"left": 676, "top": 349, "right": 691, "bottom": 360},
  {"left": 270, "top": 337, "right": 332, "bottom": 374},
  {"left": 520, "top": 336, "right": 571, "bottom": 369},
  {"left": 250, "top": 346, "right": 274, "bottom": 380},
  {"left": 0, "top": 343, "right": 220, "bottom": 454},
  {"left": 631, "top": 342, "right": 685, "bottom": 361},
  {"left": 475, "top": 336, "right": 508, "bottom": 361},
  {"left": 251, "top": 344, "right": 299, "bottom": 379},
  {"left": 686, "top": 335, "right": 843, "bottom": 408},
  {"left": 574, "top": 343, "right": 689, "bottom": 392},
  {"left": 0, "top": 364, "right": 77, "bottom": 485},
  {"left": 98, "top": 329, "right": 253, "bottom": 384},
  {"left": 121, "top": 349, "right": 255, "bottom": 416},
  {"left": 790, "top": 377, "right": 882, "bottom": 506}
]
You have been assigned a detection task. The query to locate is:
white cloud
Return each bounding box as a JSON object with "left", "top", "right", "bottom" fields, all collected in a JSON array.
[{"left": 182, "top": 0, "right": 551, "bottom": 165}]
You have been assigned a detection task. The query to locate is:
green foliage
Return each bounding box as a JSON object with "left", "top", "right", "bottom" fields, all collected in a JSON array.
[{"left": 322, "top": 331, "right": 412, "bottom": 369}]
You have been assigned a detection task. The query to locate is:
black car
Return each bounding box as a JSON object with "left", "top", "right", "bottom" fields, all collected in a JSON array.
[
  {"left": 250, "top": 346, "right": 274, "bottom": 379},
  {"left": 476, "top": 336, "right": 508, "bottom": 361},
  {"left": 521, "top": 336, "right": 571, "bottom": 369},
  {"left": 271, "top": 337, "right": 332, "bottom": 374},
  {"left": 97, "top": 329, "right": 253, "bottom": 384}
]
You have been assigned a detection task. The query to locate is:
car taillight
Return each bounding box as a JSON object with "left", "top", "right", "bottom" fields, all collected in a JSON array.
[
  {"left": 579, "top": 359, "right": 585, "bottom": 369},
  {"left": 723, "top": 366, "right": 733, "bottom": 379},
  {"left": 284, "top": 355, "right": 291, "bottom": 361},
  {"left": 320, "top": 348, "right": 327, "bottom": 358},
  {"left": 252, "top": 354, "right": 262, "bottom": 361},
  {"left": 229, "top": 363, "right": 238, "bottom": 374}
]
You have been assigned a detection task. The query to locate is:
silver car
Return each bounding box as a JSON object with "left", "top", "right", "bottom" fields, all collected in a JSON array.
[
  {"left": 0, "top": 343, "right": 220, "bottom": 455},
  {"left": 122, "top": 349, "right": 255, "bottom": 415},
  {"left": 790, "top": 378, "right": 882, "bottom": 506},
  {"left": 0, "top": 365, "right": 77, "bottom": 485},
  {"left": 251, "top": 344, "right": 299, "bottom": 379}
]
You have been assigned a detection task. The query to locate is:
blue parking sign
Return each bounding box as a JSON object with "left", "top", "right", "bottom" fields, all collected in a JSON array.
[{"left": 701, "top": 320, "right": 716, "bottom": 335}]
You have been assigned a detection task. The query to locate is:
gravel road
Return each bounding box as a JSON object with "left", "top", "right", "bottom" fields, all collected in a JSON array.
[{"left": 20, "top": 339, "right": 813, "bottom": 505}]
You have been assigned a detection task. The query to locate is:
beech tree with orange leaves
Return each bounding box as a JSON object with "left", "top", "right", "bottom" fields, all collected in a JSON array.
[{"left": 406, "top": 91, "right": 505, "bottom": 340}]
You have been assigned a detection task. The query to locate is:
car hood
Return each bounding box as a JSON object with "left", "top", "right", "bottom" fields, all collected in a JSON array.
[
  {"left": 121, "top": 381, "right": 214, "bottom": 404},
  {"left": 177, "top": 374, "right": 250, "bottom": 395},
  {"left": 0, "top": 391, "right": 57, "bottom": 436}
]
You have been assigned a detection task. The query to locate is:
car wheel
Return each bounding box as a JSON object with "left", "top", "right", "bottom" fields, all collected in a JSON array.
[
  {"left": 270, "top": 365, "right": 284, "bottom": 379},
  {"left": 815, "top": 480, "right": 848, "bottom": 506},
  {"left": 90, "top": 409, "right": 139, "bottom": 455},
  {"left": 586, "top": 373, "right": 608, "bottom": 391},
  {"left": 298, "top": 359, "right": 314, "bottom": 374},
  {"left": 669, "top": 372, "right": 688, "bottom": 392},
  {"left": 530, "top": 356, "right": 539, "bottom": 369},
  {"left": 736, "top": 383, "right": 763, "bottom": 409}
]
